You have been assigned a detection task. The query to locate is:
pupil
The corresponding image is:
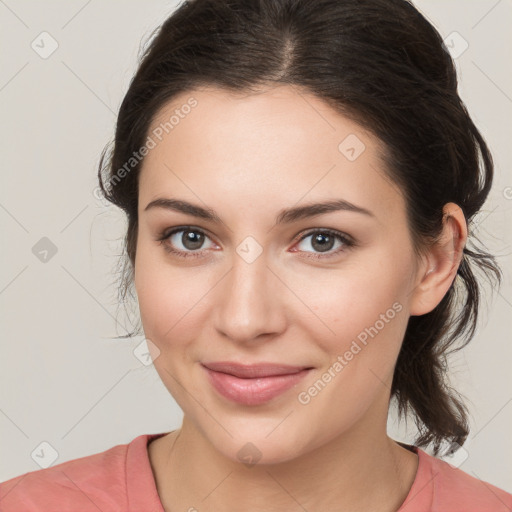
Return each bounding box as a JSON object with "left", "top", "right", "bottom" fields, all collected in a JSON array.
[
  {"left": 183, "top": 230, "right": 204, "bottom": 250},
  {"left": 312, "top": 233, "right": 334, "bottom": 253}
]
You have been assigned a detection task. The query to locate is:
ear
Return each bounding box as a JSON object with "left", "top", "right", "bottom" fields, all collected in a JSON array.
[{"left": 409, "top": 203, "right": 468, "bottom": 316}]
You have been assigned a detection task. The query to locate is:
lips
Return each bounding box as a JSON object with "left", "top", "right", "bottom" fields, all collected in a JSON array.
[
  {"left": 201, "top": 361, "right": 313, "bottom": 405},
  {"left": 202, "top": 361, "right": 310, "bottom": 378}
]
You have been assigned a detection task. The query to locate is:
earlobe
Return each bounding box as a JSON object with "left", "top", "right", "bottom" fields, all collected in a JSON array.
[{"left": 409, "top": 203, "right": 468, "bottom": 316}]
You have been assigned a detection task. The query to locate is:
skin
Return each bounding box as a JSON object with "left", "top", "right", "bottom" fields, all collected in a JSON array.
[{"left": 134, "top": 84, "right": 467, "bottom": 512}]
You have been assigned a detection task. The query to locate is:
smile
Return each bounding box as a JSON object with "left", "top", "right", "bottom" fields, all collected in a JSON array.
[{"left": 201, "top": 362, "right": 313, "bottom": 406}]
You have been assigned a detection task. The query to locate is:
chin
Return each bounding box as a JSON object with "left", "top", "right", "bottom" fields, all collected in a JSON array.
[
  {"left": 196, "top": 414, "right": 317, "bottom": 466},
  {"left": 221, "top": 434, "right": 307, "bottom": 466}
]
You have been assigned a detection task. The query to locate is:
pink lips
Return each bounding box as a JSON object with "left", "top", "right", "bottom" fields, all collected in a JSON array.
[{"left": 202, "top": 361, "right": 312, "bottom": 405}]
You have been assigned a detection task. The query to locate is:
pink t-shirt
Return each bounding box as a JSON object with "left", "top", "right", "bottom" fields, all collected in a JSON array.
[{"left": 1, "top": 432, "right": 511, "bottom": 511}]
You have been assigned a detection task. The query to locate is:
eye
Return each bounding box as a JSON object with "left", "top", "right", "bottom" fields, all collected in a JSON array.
[
  {"left": 157, "top": 226, "right": 355, "bottom": 261},
  {"left": 292, "top": 229, "right": 355, "bottom": 259},
  {"left": 157, "top": 226, "right": 217, "bottom": 259}
]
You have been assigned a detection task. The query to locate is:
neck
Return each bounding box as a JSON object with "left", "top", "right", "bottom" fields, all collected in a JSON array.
[{"left": 149, "top": 408, "right": 418, "bottom": 512}]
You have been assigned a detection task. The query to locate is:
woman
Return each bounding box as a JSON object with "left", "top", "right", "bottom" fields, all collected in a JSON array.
[{"left": 1, "top": 0, "right": 511, "bottom": 510}]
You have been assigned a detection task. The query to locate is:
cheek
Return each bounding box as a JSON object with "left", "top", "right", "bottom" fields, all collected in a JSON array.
[
  {"left": 134, "top": 240, "right": 218, "bottom": 353},
  {"left": 296, "top": 248, "right": 415, "bottom": 368},
  {"left": 134, "top": 242, "right": 188, "bottom": 342},
  {"left": 291, "top": 258, "right": 413, "bottom": 442}
]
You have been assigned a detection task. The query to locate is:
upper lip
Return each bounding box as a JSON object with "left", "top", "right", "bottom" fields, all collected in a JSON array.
[{"left": 201, "top": 361, "right": 312, "bottom": 378}]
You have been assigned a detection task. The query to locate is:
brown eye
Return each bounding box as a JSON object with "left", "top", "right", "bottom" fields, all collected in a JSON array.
[
  {"left": 179, "top": 230, "right": 205, "bottom": 251},
  {"left": 294, "top": 229, "right": 355, "bottom": 259},
  {"left": 157, "top": 227, "right": 217, "bottom": 259}
]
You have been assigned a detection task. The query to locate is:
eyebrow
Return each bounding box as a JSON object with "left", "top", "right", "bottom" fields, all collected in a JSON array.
[{"left": 144, "top": 197, "right": 374, "bottom": 224}]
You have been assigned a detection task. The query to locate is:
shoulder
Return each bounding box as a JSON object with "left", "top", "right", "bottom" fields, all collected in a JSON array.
[
  {"left": 431, "top": 454, "right": 512, "bottom": 510},
  {"left": 400, "top": 446, "right": 512, "bottom": 511},
  {"left": 0, "top": 433, "right": 159, "bottom": 512}
]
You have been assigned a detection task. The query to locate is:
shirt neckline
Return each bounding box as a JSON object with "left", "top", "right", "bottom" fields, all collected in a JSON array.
[
  {"left": 396, "top": 442, "right": 434, "bottom": 511},
  {"left": 126, "top": 431, "right": 169, "bottom": 511},
  {"left": 127, "top": 433, "right": 432, "bottom": 512}
]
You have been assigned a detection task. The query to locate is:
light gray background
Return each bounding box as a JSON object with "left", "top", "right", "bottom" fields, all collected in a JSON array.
[{"left": 1, "top": 0, "right": 511, "bottom": 492}]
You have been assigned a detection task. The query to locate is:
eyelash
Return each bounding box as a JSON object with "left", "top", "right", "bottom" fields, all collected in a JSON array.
[{"left": 156, "top": 226, "right": 356, "bottom": 260}]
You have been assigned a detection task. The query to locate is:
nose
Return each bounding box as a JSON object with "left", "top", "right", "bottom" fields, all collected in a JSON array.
[{"left": 213, "top": 246, "right": 287, "bottom": 345}]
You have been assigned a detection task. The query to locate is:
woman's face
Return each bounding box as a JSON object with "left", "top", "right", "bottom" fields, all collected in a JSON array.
[{"left": 134, "top": 85, "right": 425, "bottom": 464}]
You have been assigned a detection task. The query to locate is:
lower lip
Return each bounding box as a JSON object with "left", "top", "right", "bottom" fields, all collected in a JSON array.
[{"left": 203, "top": 366, "right": 312, "bottom": 406}]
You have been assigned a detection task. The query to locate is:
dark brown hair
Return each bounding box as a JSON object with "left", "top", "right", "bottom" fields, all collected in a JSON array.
[{"left": 97, "top": 0, "right": 501, "bottom": 455}]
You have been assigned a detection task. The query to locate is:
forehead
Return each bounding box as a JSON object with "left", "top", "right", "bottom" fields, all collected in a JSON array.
[{"left": 139, "top": 85, "right": 404, "bottom": 220}]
